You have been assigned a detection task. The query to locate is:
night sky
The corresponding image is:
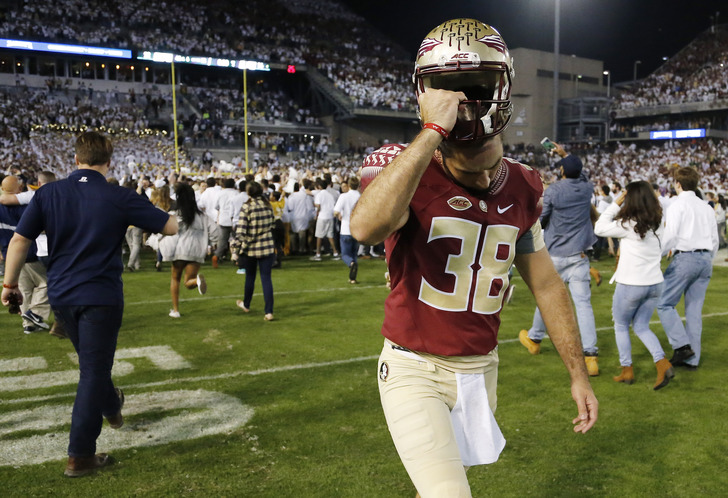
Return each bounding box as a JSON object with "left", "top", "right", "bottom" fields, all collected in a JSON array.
[{"left": 340, "top": 0, "right": 724, "bottom": 83}]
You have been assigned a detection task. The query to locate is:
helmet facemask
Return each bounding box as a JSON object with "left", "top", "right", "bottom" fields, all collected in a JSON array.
[{"left": 413, "top": 19, "right": 515, "bottom": 143}]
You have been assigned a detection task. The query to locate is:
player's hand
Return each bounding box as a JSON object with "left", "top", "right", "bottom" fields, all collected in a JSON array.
[
  {"left": 418, "top": 88, "right": 466, "bottom": 135},
  {"left": 571, "top": 380, "right": 598, "bottom": 433},
  {"left": 1, "top": 287, "right": 23, "bottom": 310}
]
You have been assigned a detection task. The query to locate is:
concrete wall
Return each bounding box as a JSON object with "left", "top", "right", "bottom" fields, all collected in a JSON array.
[{"left": 504, "top": 48, "right": 605, "bottom": 146}]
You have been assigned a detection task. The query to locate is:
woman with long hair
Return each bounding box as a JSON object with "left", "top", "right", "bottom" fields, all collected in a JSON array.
[
  {"left": 150, "top": 185, "right": 174, "bottom": 271},
  {"left": 232, "top": 181, "right": 276, "bottom": 321},
  {"left": 160, "top": 183, "right": 218, "bottom": 318},
  {"left": 595, "top": 180, "right": 674, "bottom": 390}
]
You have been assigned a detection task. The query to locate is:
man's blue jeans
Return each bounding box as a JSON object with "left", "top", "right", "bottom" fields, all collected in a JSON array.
[
  {"left": 528, "top": 254, "right": 598, "bottom": 354},
  {"left": 657, "top": 251, "right": 713, "bottom": 366},
  {"left": 54, "top": 304, "right": 124, "bottom": 457},
  {"left": 340, "top": 234, "right": 359, "bottom": 268}
]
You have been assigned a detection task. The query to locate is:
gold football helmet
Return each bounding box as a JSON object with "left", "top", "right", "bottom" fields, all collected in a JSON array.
[{"left": 413, "top": 18, "right": 515, "bottom": 141}]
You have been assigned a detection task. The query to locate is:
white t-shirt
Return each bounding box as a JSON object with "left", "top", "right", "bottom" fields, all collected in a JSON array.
[
  {"left": 314, "top": 189, "right": 335, "bottom": 220},
  {"left": 333, "top": 189, "right": 361, "bottom": 236},
  {"left": 215, "top": 188, "right": 239, "bottom": 227},
  {"left": 16, "top": 190, "right": 48, "bottom": 257},
  {"left": 198, "top": 185, "right": 222, "bottom": 221}
]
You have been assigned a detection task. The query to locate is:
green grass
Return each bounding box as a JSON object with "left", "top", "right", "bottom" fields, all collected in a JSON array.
[{"left": 1, "top": 251, "right": 727, "bottom": 497}]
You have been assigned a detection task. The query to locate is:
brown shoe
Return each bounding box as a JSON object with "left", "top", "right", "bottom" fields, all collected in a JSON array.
[
  {"left": 589, "top": 267, "right": 602, "bottom": 286},
  {"left": 105, "top": 388, "right": 124, "bottom": 429},
  {"left": 64, "top": 453, "right": 112, "bottom": 477},
  {"left": 613, "top": 366, "right": 634, "bottom": 384},
  {"left": 518, "top": 329, "right": 540, "bottom": 355},
  {"left": 654, "top": 358, "right": 675, "bottom": 390},
  {"left": 212, "top": 255, "right": 219, "bottom": 269},
  {"left": 49, "top": 320, "right": 67, "bottom": 339}
]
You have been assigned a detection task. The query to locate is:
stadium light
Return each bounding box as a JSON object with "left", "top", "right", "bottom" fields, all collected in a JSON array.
[
  {"left": 603, "top": 70, "right": 610, "bottom": 98},
  {"left": 552, "top": 0, "right": 560, "bottom": 139},
  {"left": 633, "top": 60, "right": 641, "bottom": 82},
  {"left": 574, "top": 74, "right": 582, "bottom": 97}
]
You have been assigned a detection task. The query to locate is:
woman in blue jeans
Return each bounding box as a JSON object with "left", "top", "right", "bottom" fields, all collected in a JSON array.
[
  {"left": 594, "top": 181, "right": 674, "bottom": 390},
  {"left": 232, "top": 181, "right": 276, "bottom": 321}
]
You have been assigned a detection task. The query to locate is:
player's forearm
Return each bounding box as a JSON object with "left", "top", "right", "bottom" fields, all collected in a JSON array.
[
  {"left": 0, "top": 193, "right": 20, "bottom": 205},
  {"left": 517, "top": 250, "right": 590, "bottom": 382},
  {"left": 350, "top": 129, "right": 442, "bottom": 244},
  {"left": 161, "top": 214, "right": 178, "bottom": 235},
  {"left": 537, "top": 280, "right": 591, "bottom": 382}
]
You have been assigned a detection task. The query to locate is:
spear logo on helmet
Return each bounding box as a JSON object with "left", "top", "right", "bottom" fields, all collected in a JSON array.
[{"left": 477, "top": 34, "right": 508, "bottom": 55}]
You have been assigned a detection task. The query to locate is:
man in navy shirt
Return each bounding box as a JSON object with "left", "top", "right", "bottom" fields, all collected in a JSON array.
[
  {"left": 519, "top": 142, "right": 600, "bottom": 376},
  {"left": 1, "top": 131, "right": 178, "bottom": 477}
]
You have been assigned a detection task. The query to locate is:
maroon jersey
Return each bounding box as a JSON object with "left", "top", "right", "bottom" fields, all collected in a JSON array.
[{"left": 368, "top": 145, "right": 543, "bottom": 356}]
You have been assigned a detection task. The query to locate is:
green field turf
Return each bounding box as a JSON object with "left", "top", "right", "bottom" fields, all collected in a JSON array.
[{"left": 2, "top": 251, "right": 727, "bottom": 497}]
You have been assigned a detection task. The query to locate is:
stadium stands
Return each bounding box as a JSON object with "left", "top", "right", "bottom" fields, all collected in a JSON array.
[{"left": 0, "top": 1, "right": 726, "bottom": 195}]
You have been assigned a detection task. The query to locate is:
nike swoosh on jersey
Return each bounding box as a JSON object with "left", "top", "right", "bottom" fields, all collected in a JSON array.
[{"left": 497, "top": 204, "right": 514, "bottom": 214}]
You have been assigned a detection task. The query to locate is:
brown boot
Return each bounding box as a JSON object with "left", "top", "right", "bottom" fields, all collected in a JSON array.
[
  {"left": 589, "top": 266, "right": 602, "bottom": 286},
  {"left": 613, "top": 366, "right": 634, "bottom": 384},
  {"left": 49, "top": 320, "right": 67, "bottom": 339},
  {"left": 654, "top": 358, "right": 675, "bottom": 390},
  {"left": 585, "top": 355, "right": 599, "bottom": 376},
  {"left": 104, "top": 388, "right": 125, "bottom": 429},
  {"left": 64, "top": 453, "right": 111, "bottom": 477}
]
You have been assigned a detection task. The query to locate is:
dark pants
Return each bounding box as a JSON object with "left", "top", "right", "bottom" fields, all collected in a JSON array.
[
  {"left": 242, "top": 253, "right": 276, "bottom": 314},
  {"left": 54, "top": 304, "right": 124, "bottom": 457},
  {"left": 340, "top": 234, "right": 359, "bottom": 267}
]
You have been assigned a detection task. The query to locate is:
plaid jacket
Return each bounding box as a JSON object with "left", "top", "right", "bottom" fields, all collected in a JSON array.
[{"left": 233, "top": 198, "right": 275, "bottom": 258}]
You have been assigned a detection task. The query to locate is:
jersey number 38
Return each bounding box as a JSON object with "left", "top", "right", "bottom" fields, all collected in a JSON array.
[{"left": 418, "top": 217, "right": 519, "bottom": 315}]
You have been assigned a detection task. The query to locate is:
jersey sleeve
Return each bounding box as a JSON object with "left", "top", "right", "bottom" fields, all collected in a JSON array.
[
  {"left": 14, "top": 192, "right": 44, "bottom": 240},
  {"left": 359, "top": 143, "right": 407, "bottom": 191},
  {"left": 16, "top": 190, "right": 34, "bottom": 205},
  {"left": 515, "top": 220, "right": 545, "bottom": 254}
]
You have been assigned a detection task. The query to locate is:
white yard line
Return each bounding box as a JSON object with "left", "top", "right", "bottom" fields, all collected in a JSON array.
[
  {"left": 5, "top": 311, "right": 727, "bottom": 406},
  {"left": 125, "top": 284, "right": 386, "bottom": 306}
]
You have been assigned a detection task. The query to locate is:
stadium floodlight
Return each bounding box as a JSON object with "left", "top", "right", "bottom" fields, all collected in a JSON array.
[{"left": 633, "top": 60, "right": 641, "bottom": 81}]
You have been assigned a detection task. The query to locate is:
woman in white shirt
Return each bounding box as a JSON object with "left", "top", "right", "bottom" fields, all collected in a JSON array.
[{"left": 594, "top": 181, "right": 674, "bottom": 390}]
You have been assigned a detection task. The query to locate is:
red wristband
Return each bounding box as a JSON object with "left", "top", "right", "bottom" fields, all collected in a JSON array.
[
  {"left": 3, "top": 283, "right": 18, "bottom": 289},
  {"left": 423, "top": 122, "right": 449, "bottom": 140}
]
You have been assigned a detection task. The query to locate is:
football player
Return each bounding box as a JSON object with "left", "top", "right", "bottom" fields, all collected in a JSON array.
[{"left": 350, "top": 18, "right": 598, "bottom": 497}]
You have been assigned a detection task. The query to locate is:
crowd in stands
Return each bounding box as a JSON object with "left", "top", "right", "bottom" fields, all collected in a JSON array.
[
  {"left": 572, "top": 139, "right": 727, "bottom": 194},
  {"left": 616, "top": 25, "right": 728, "bottom": 109},
  {"left": 0, "top": 0, "right": 416, "bottom": 110},
  {"left": 3, "top": 2, "right": 728, "bottom": 113},
  {"left": 1, "top": 81, "right": 727, "bottom": 202},
  {"left": 2, "top": 0, "right": 728, "bottom": 197},
  {"left": 185, "top": 83, "right": 320, "bottom": 127}
]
